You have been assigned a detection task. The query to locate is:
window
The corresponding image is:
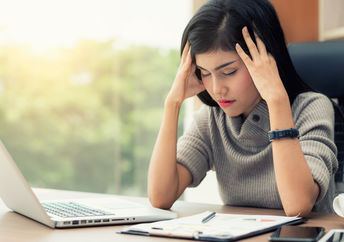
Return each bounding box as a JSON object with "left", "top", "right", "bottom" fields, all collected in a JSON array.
[{"left": 0, "top": 0, "right": 191, "bottom": 196}]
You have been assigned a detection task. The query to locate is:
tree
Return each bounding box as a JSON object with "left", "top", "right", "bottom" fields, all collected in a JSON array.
[{"left": 0, "top": 40, "right": 183, "bottom": 196}]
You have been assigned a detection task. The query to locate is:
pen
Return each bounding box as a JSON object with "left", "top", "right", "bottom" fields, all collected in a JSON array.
[{"left": 202, "top": 212, "right": 216, "bottom": 223}]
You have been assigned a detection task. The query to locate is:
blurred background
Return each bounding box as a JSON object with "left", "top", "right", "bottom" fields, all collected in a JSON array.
[
  {"left": 0, "top": 0, "right": 343, "bottom": 204},
  {"left": 0, "top": 0, "right": 191, "bottom": 196}
]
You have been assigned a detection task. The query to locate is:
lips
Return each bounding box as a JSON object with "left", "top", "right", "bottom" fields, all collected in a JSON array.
[{"left": 218, "top": 99, "right": 236, "bottom": 107}]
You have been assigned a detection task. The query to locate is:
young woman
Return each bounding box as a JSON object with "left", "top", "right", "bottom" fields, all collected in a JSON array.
[{"left": 148, "top": 0, "right": 338, "bottom": 217}]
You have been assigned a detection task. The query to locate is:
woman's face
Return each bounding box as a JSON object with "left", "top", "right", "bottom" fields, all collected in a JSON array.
[{"left": 195, "top": 49, "right": 261, "bottom": 117}]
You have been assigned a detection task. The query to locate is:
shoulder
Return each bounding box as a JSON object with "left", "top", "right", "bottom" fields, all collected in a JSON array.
[
  {"left": 292, "top": 91, "right": 335, "bottom": 136},
  {"left": 292, "top": 91, "right": 332, "bottom": 107},
  {"left": 292, "top": 91, "right": 334, "bottom": 118}
]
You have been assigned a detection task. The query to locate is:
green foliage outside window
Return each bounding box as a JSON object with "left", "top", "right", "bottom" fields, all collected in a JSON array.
[{"left": 0, "top": 40, "right": 184, "bottom": 196}]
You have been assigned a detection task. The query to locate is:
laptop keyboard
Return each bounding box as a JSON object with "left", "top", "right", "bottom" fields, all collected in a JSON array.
[{"left": 41, "top": 201, "right": 115, "bottom": 218}]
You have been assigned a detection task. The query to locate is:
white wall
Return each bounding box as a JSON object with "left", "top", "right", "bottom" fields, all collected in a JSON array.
[{"left": 184, "top": 170, "right": 222, "bottom": 204}]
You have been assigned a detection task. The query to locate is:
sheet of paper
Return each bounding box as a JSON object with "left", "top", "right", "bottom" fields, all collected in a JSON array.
[{"left": 124, "top": 211, "right": 300, "bottom": 239}]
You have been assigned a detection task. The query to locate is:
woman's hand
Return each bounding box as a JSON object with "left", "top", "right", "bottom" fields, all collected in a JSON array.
[
  {"left": 235, "top": 27, "right": 287, "bottom": 103},
  {"left": 167, "top": 42, "right": 205, "bottom": 106}
]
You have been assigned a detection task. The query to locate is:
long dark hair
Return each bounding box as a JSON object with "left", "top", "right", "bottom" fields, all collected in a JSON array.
[{"left": 181, "top": 0, "right": 312, "bottom": 107}]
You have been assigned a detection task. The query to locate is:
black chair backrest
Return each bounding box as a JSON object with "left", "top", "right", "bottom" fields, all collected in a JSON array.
[
  {"left": 288, "top": 41, "right": 344, "bottom": 187},
  {"left": 288, "top": 41, "right": 344, "bottom": 99}
]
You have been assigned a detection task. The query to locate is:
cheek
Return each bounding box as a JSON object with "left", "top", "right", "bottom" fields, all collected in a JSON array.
[
  {"left": 202, "top": 78, "right": 213, "bottom": 92},
  {"left": 235, "top": 68, "right": 256, "bottom": 92}
]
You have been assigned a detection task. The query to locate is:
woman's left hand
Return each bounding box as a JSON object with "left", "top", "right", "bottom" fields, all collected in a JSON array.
[{"left": 235, "top": 26, "right": 287, "bottom": 103}]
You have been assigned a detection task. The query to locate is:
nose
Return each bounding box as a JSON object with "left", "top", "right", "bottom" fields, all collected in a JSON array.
[{"left": 212, "top": 77, "right": 227, "bottom": 97}]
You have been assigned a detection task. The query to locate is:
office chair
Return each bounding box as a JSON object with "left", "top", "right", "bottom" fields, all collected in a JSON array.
[{"left": 288, "top": 40, "right": 344, "bottom": 193}]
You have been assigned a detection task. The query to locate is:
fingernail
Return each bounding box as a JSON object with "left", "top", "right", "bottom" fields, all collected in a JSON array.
[{"left": 243, "top": 26, "right": 248, "bottom": 32}]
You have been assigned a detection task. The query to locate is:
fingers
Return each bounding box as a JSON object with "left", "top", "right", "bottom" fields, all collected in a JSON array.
[
  {"left": 236, "top": 27, "right": 271, "bottom": 70},
  {"left": 241, "top": 27, "right": 269, "bottom": 61},
  {"left": 177, "top": 42, "right": 194, "bottom": 80},
  {"left": 254, "top": 32, "right": 268, "bottom": 58},
  {"left": 268, "top": 53, "right": 278, "bottom": 68},
  {"left": 242, "top": 26, "right": 259, "bottom": 61},
  {"left": 235, "top": 43, "right": 252, "bottom": 68},
  {"left": 181, "top": 41, "right": 190, "bottom": 64},
  {"left": 185, "top": 45, "right": 192, "bottom": 66}
]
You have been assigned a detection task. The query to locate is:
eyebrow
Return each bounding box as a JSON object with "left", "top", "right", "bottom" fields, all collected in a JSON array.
[{"left": 197, "top": 61, "right": 236, "bottom": 71}]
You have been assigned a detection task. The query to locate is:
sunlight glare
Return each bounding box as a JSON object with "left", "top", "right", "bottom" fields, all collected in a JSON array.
[{"left": 0, "top": 0, "right": 192, "bottom": 51}]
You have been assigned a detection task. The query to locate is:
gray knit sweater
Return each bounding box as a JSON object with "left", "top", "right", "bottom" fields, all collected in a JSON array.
[{"left": 177, "top": 92, "right": 338, "bottom": 213}]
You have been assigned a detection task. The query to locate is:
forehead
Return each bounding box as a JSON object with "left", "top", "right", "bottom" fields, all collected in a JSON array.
[{"left": 195, "top": 49, "right": 239, "bottom": 69}]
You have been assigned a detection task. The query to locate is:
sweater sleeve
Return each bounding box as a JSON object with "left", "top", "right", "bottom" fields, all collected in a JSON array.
[
  {"left": 292, "top": 92, "right": 338, "bottom": 202},
  {"left": 176, "top": 105, "right": 213, "bottom": 187}
]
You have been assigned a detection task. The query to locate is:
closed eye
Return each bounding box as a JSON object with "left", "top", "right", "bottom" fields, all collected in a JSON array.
[
  {"left": 223, "top": 70, "right": 237, "bottom": 76},
  {"left": 201, "top": 72, "right": 211, "bottom": 77}
]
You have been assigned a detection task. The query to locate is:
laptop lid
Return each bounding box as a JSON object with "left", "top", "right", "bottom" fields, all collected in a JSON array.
[
  {"left": 0, "top": 140, "right": 55, "bottom": 227},
  {"left": 0, "top": 140, "right": 176, "bottom": 228}
]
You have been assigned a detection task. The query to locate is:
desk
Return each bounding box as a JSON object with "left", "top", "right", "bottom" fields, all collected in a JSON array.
[{"left": 0, "top": 188, "right": 343, "bottom": 242}]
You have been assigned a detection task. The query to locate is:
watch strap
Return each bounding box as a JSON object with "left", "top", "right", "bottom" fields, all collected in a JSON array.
[{"left": 268, "top": 128, "right": 299, "bottom": 142}]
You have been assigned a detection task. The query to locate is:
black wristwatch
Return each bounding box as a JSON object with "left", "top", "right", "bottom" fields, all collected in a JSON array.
[{"left": 268, "top": 128, "right": 299, "bottom": 142}]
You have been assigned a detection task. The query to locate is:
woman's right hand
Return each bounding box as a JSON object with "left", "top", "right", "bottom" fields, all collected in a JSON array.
[
  {"left": 166, "top": 42, "right": 205, "bottom": 106},
  {"left": 149, "top": 43, "right": 197, "bottom": 209}
]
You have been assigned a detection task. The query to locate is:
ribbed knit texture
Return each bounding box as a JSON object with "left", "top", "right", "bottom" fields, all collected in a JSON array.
[{"left": 177, "top": 92, "right": 338, "bottom": 213}]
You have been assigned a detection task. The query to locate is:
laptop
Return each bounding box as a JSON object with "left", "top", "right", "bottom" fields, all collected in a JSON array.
[{"left": 0, "top": 140, "right": 177, "bottom": 228}]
